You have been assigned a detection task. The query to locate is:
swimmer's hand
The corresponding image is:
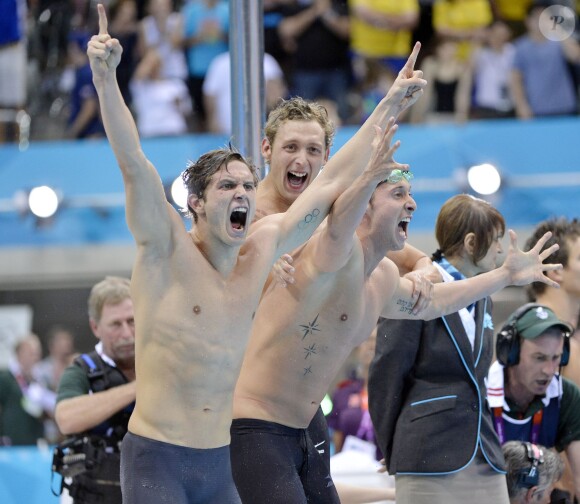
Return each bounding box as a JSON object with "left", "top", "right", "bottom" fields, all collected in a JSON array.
[
  {"left": 402, "top": 270, "right": 434, "bottom": 315},
  {"left": 273, "top": 254, "right": 295, "bottom": 288}
]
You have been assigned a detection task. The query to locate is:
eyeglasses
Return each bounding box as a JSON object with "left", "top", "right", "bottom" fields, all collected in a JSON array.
[{"left": 382, "top": 169, "right": 414, "bottom": 185}]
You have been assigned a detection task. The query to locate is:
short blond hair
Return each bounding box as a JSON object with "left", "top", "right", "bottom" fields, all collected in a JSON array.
[
  {"left": 88, "top": 276, "right": 131, "bottom": 323},
  {"left": 264, "top": 97, "right": 335, "bottom": 151}
]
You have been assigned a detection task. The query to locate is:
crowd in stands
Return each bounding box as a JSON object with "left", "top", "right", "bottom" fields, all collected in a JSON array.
[{"left": 1, "top": 0, "right": 579, "bottom": 143}]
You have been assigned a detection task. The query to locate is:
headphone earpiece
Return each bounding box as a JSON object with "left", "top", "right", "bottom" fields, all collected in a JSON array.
[
  {"left": 496, "top": 303, "right": 571, "bottom": 368},
  {"left": 496, "top": 303, "right": 542, "bottom": 367},
  {"left": 516, "top": 442, "right": 544, "bottom": 489}
]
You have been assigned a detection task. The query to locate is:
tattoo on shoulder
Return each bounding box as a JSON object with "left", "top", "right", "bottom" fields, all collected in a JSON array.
[
  {"left": 298, "top": 208, "right": 321, "bottom": 230},
  {"left": 396, "top": 299, "right": 414, "bottom": 314}
]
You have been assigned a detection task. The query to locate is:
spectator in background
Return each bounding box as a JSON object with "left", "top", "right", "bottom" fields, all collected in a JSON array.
[
  {"left": 524, "top": 218, "right": 580, "bottom": 389},
  {"left": 354, "top": 59, "right": 396, "bottom": 124},
  {"left": 263, "top": 0, "right": 296, "bottom": 79},
  {"left": 65, "top": 32, "right": 105, "bottom": 139},
  {"left": 432, "top": 0, "right": 493, "bottom": 61},
  {"left": 278, "top": 0, "right": 352, "bottom": 121},
  {"left": 524, "top": 217, "right": 580, "bottom": 501},
  {"left": 409, "top": 37, "right": 472, "bottom": 123},
  {"left": 130, "top": 48, "right": 192, "bottom": 137},
  {"left": 31, "top": 0, "right": 72, "bottom": 74},
  {"left": 329, "top": 328, "right": 382, "bottom": 461},
  {"left": 489, "top": 0, "right": 532, "bottom": 37},
  {"left": 468, "top": 19, "right": 516, "bottom": 119},
  {"left": 138, "top": 0, "right": 187, "bottom": 81},
  {"left": 412, "top": 0, "right": 437, "bottom": 56},
  {"left": 510, "top": 4, "right": 580, "bottom": 120},
  {"left": 33, "top": 325, "right": 75, "bottom": 444},
  {"left": 503, "top": 441, "right": 564, "bottom": 504},
  {"left": 182, "top": 0, "right": 229, "bottom": 131},
  {"left": 486, "top": 304, "right": 580, "bottom": 502},
  {"left": 0, "top": 0, "right": 28, "bottom": 143},
  {"left": 55, "top": 276, "right": 136, "bottom": 504},
  {"left": 108, "top": 0, "right": 139, "bottom": 108},
  {"left": 203, "top": 50, "right": 286, "bottom": 134},
  {"left": 0, "top": 334, "right": 56, "bottom": 446},
  {"left": 349, "top": 0, "right": 419, "bottom": 78},
  {"left": 33, "top": 325, "right": 75, "bottom": 393}
]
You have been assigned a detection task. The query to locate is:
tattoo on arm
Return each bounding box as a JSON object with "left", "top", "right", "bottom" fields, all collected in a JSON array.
[
  {"left": 396, "top": 299, "right": 414, "bottom": 314},
  {"left": 298, "top": 209, "right": 321, "bottom": 230}
]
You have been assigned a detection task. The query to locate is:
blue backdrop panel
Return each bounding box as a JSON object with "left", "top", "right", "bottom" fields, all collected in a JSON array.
[{"left": 1, "top": 117, "right": 578, "bottom": 247}]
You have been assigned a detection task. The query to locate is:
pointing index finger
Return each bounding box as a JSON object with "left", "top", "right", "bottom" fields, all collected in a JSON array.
[
  {"left": 97, "top": 3, "right": 108, "bottom": 36},
  {"left": 401, "top": 42, "right": 421, "bottom": 75}
]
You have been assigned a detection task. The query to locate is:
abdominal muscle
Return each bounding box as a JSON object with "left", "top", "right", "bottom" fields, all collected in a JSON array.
[
  {"left": 127, "top": 270, "right": 259, "bottom": 449},
  {"left": 129, "top": 342, "right": 241, "bottom": 449},
  {"left": 233, "top": 304, "right": 362, "bottom": 429}
]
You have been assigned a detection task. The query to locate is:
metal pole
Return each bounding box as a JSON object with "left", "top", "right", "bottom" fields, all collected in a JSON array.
[{"left": 229, "top": 0, "right": 265, "bottom": 178}]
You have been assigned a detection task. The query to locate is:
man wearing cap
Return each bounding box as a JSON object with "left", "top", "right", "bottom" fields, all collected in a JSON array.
[{"left": 486, "top": 304, "right": 580, "bottom": 500}]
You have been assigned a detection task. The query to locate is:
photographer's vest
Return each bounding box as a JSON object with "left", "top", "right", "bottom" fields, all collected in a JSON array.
[
  {"left": 68, "top": 351, "right": 134, "bottom": 504},
  {"left": 75, "top": 352, "right": 134, "bottom": 440}
]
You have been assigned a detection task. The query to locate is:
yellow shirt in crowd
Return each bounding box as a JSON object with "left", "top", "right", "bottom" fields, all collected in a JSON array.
[{"left": 349, "top": 0, "right": 419, "bottom": 59}]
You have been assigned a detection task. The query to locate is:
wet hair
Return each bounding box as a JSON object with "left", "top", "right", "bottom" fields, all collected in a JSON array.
[
  {"left": 503, "top": 441, "right": 564, "bottom": 501},
  {"left": 432, "top": 194, "right": 505, "bottom": 264},
  {"left": 525, "top": 217, "right": 580, "bottom": 299},
  {"left": 263, "top": 97, "right": 335, "bottom": 152},
  {"left": 181, "top": 146, "right": 259, "bottom": 223},
  {"left": 88, "top": 276, "right": 131, "bottom": 323}
]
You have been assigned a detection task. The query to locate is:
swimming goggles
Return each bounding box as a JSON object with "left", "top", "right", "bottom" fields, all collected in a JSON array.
[{"left": 382, "top": 169, "right": 414, "bottom": 184}]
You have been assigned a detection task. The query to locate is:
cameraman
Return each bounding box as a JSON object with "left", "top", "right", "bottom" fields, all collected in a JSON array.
[{"left": 55, "top": 276, "right": 136, "bottom": 503}]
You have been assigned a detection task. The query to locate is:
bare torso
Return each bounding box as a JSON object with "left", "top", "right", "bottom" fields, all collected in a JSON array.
[
  {"left": 233, "top": 236, "right": 395, "bottom": 428},
  {"left": 128, "top": 220, "right": 278, "bottom": 449}
]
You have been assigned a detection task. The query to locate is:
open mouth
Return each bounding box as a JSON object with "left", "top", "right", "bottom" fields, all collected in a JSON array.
[
  {"left": 287, "top": 171, "right": 308, "bottom": 190},
  {"left": 398, "top": 217, "right": 410, "bottom": 238},
  {"left": 230, "top": 207, "right": 248, "bottom": 231}
]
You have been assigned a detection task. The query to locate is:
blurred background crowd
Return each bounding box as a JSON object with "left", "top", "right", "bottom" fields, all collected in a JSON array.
[{"left": 1, "top": 0, "right": 580, "bottom": 145}]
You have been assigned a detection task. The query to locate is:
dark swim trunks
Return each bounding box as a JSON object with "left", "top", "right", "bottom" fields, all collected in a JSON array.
[
  {"left": 230, "top": 417, "right": 340, "bottom": 504},
  {"left": 121, "top": 431, "right": 241, "bottom": 504}
]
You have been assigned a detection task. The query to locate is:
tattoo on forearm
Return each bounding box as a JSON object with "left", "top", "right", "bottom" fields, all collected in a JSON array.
[
  {"left": 303, "top": 365, "right": 312, "bottom": 376},
  {"left": 397, "top": 299, "right": 414, "bottom": 314},
  {"left": 298, "top": 208, "right": 321, "bottom": 230},
  {"left": 300, "top": 314, "right": 321, "bottom": 340}
]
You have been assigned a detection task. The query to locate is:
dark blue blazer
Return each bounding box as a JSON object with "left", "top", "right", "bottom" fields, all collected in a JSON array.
[{"left": 368, "top": 298, "right": 506, "bottom": 475}]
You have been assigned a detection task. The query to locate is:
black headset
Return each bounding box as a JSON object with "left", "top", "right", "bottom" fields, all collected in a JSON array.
[
  {"left": 516, "top": 442, "right": 544, "bottom": 489},
  {"left": 496, "top": 303, "right": 571, "bottom": 367}
]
